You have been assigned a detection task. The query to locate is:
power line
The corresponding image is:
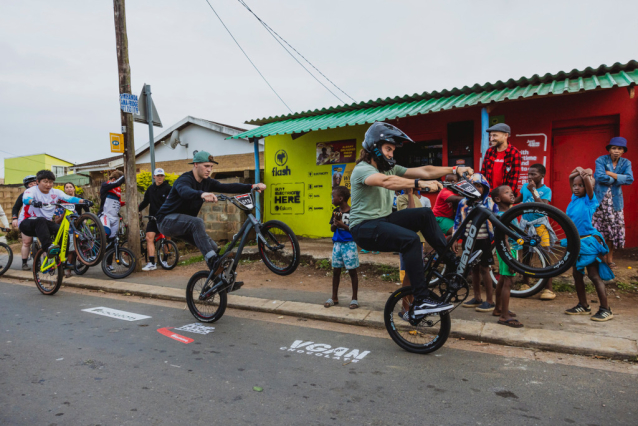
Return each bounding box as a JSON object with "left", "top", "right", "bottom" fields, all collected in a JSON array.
[
  {"left": 237, "top": 0, "right": 356, "bottom": 104},
  {"left": 203, "top": 0, "right": 292, "bottom": 113}
]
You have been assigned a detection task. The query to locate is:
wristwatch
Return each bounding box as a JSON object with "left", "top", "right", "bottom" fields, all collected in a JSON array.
[
  {"left": 452, "top": 166, "right": 458, "bottom": 175},
  {"left": 414, "top": 179, "right": 420, "bottom": 190}
]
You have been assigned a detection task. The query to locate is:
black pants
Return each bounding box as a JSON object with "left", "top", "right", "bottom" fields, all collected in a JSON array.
[
  {"left": 351, "top": 208, "right": 454, "bottom": 299},
  {"left": 19, "top": 217, "right": 60, "bottom": 251}
]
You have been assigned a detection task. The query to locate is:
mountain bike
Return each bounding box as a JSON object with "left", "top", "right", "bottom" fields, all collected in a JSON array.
[
  {"left": 384, "top": 175, "right": 580, "bottom": 354},
  {"left": 33, "top": 202, "right": 106, "bottom": 295},
  {"left": 0, "top": 227, "right": 13, "bottom": 276},
  {"left": 101, "top": 232, "right": 137, "bottom": 279},
  {"left": 424, "top": 242, "right": 548, "bottom": 298},
  {"left": 186, "top": 189, "right": 300, "bottom": 323},
  {"left": 140, "top": 216, "right": 179, "bottom": 269}
]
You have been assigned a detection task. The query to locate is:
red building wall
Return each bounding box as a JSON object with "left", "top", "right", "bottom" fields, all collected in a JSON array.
[{"left": 390, "top": 87, "right": 638, "bottom": 247}]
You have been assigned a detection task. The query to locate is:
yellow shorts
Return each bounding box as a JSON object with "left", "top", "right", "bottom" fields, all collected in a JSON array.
[{"left": 536, "top": 224, "right": 550, "bottom": 247}]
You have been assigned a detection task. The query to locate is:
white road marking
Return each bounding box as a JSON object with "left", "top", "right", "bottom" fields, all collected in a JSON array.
[{"left": 82, "top": 307, "right": 151, "bottom": 322}]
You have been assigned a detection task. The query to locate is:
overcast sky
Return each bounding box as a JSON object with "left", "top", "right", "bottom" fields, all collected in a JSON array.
[{"left": 1, "top": 0, "right": 636, "bottom": 177}]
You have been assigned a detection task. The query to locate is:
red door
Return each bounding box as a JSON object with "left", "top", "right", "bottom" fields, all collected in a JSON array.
[{"left": 552, "top": 124, "right": 616, "bottom": 212}]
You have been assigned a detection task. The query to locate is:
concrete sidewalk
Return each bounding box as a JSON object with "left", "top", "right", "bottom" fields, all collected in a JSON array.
[{"left": 4, "top": 269, "right": 637, "bottom": 359}]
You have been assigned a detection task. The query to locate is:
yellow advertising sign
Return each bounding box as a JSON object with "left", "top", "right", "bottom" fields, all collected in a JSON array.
[
  {"left": 110, "top": 133, "right": 124, "bottom": 153},
  {"left": 263, "top": 127, "right": 365, "bottom": 238}
]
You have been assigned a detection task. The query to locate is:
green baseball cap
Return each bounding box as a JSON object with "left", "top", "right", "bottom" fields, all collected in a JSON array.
[{"left": 189, "top": 150, "right": 219, "bottom": 164}]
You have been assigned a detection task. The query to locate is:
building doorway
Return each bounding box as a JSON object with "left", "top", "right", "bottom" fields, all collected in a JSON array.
[
  {"left": 552, "top": 116, "right": 618, "bottom": 212},
  {"left": 447, "top": 120, "right": 474, "bottom": 169}
]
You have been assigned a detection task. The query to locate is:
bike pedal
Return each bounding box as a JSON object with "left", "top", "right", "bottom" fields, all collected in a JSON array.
[
  {"left": 228, "top": 281, "right": 244, "bottom": 293},
  {"left": 468, "top": 250, "right": 483, "bottom": 267}
]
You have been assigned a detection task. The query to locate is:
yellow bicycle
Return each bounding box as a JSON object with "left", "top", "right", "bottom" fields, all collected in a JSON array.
[{"left": 33, "top": 202, "right": 106, "bottom": 295}]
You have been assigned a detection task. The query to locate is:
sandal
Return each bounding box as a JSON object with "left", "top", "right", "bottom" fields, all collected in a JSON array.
[
  {"left": 498, "top": 318, "right": 524, "bottom": 328},
  {"left": 493, "top": 310, "right": 516, "bottom": 317},
  {"left": 609, "top": 262, "right": 618, "bottom": 269},
  {"left": 324, "top": 298, "right": 338, "bottom": 308},
  {"left": 349, "top": 300, "right": 359, "bottom": 309}
]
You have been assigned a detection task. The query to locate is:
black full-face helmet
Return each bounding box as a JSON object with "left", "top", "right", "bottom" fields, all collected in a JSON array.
[
  {"left": 23, "top": 175, "right": 36, "bottom": 188},
  {"left": 362, "top": 122, "right": 414, "bottom": 172}
]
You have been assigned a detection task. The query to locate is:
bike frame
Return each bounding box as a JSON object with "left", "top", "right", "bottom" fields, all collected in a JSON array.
[
  {"left": 40, "top": 206, "right": 80, "bottom": 273},
  {"left": 423, "top": 202, "right": 533, "bottom": 288}
]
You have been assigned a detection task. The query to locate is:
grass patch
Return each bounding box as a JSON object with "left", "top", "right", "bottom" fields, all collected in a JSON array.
[
  {"left": 315, "top": 259, "right": 331, "bottom": 270},
  {"left": 616, "top": 281, "right": 638, "bottom": 292},
  {"left": 179, "top": 255, "right": 204, "bottom": 266},
  {"left": 552, "top": 280, "right": 596, "bottom": 294},
  {"left": 375, "top": 265, "right": 400, "bottom": 282}
]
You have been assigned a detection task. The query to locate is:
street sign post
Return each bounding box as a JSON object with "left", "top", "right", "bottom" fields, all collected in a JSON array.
[
  {"left": 133, "top": 83, "right": 162, "bottom": 182},
  {"left": 110, "top": 133, "right": 124, "bottom": 153},
  {"left": 120, "top": 93, "right": 139, "bottom": 114}
]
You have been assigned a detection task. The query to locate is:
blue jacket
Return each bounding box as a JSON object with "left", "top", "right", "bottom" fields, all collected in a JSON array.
[{"left": 594, "top": 155, "right": 634, "bottom": 211}]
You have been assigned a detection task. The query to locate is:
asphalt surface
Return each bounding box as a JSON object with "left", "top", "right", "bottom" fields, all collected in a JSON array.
[{"left": 1, "top": 281, "right": 636, "bottom": 426}]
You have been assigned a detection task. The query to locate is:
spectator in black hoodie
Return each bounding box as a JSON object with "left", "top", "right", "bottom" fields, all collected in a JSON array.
[
  {"left": 138, "top": 168, "right": 172, "bottom": 271},
  {"left": 156, "top": 151, "right": 265, "bottom": 270}
]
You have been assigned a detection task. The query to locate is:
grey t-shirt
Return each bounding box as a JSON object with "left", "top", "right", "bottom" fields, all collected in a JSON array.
[{"left": 349, "top": 162, "right": 408, "bottom": 228}]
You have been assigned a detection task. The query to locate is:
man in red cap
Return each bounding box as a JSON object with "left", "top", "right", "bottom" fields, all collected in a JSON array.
[{"left": 481, "top": 123, "right": 522, "bottom": 196}]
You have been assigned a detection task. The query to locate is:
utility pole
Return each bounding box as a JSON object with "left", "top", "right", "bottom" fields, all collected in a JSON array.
[{"left": 113, "top": 0, "right": 141, "bottom": 270}]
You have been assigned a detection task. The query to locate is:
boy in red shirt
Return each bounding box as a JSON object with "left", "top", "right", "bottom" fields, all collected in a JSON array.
[{"left": 432, "top": 173, "right": 463, "bottom": 235}]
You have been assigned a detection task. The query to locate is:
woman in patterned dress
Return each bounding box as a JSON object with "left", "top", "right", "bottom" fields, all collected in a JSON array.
[{"left": 592, "top": 137, "right": 634, "bottom": 268}]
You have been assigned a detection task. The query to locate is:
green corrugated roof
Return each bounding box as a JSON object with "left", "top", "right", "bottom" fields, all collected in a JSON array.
[{"left": 230, "top": 61, "right": 638, "bottom": 140}]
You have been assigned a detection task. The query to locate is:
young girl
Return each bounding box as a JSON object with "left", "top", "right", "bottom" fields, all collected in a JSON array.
[{"left": 564, "top": 167, "right": 614, "bottom": 321}]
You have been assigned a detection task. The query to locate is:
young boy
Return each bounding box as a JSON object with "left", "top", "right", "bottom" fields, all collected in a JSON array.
[
  {"left": 515, "top": 163, "right": 555, "bottom": 300},
  {"left": 564, "top": 167, "right": 613, "bottom": 321},
  {"left": 491, "top": 185, "right": 523, "bottom": 327},
  {"left": 454, "top": 173, "right": 499, "bottom": 312},
  {"left": 325, "top": 186, "right": 360, "bottom": 310},
  {"left": 432, "top": 173, "right": 463, "bottom": 236}
]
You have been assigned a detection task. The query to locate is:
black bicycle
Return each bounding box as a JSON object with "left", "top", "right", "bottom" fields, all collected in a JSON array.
[
  {"left": 384, "top": 175, "right": 580, "bottom": 354},
  {"left": 101, "top": 232, "right": 136, "bottom": 279},
  {"left": 186, "top": 189, "right": 300, "bottom": 323},
  {"left": 0, "top": 228, "right": 13, "bottom": 276}
]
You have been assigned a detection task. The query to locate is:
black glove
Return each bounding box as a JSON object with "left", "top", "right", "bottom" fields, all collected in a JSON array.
[
  {"left": 32, "top": 201, "right": 43, "bottom": 208},
  {"left": 83, "top": 200, "right": 94, "bottom": 208}
]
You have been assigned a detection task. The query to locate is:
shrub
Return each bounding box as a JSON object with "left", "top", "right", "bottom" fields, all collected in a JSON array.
[{"left": 136, "top": 171, "right": 179, "bottom": 192}]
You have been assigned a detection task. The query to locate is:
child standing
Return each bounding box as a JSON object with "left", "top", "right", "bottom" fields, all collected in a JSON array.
[
  {"left": 564, "top": 167, "right": 614, "bottom": 321},
  {"left": 432, "top": 174, "right": 463, "bottom": 235},
  {"left": 514, "top": 163, "right": 555, "bottom": 300},
  {"left": 325, "top": 186, "right": 360, "bottom": 310},
  {"left": 454, "top": 173, "right": 499, "bottom": 312},
  {"left": 491, "top": 185, "right": 523, "bottom": 327}
]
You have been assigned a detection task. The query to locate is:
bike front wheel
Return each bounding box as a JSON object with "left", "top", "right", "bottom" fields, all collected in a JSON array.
[
  {"left": 33, "top": 249, "right": 63, "bottom": 295},
  {"left": 101, "top": 247, "right": 136, "bottom": 279},
  {"left": 186, "top": 270, "right": 228, "bottom": 323},
  {"left": 75, "top": 213, "right": 107, "bottom": 266},
  {"left": 384, "top": 286, "right": 451, "bottom": 354},
  {"left": 495, "top": 203, "right": 580, "bottom": 278},
  {"left": 258, "top": 220, "right": 300, "bottom": 276},
  {"left": 0, "top": 242, "right": 13, "bottom": 276},
  {"left": 157, "top": 239, "right": 179, "bottom": 270}
]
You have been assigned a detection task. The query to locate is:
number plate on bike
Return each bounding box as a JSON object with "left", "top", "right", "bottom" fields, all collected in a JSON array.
[
  {"left": 235, "top": 193, "right": 254, "bottom": 209},
  {"left": 60, "top": 203, "right": 76, "bottom": 211},
  {"left": 454, "top": 181, "right": 481, "bottom": 198}
]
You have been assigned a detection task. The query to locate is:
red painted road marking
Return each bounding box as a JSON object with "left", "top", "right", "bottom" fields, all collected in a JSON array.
[{"left": 157, "top": 327, "right": 194, "bottom": 344}]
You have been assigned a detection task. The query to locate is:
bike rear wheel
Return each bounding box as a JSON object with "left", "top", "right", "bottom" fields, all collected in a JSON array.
[
  {"left": 258, "top": 220, "right": 300, "bottom": 276},
  {"left": 495, "top": 203, "right": 579, "bottom": 278},
  {"left": 74, "top": 259, "right": 89, "bottom": 276},
  {"left": 384, "top": 286, "right": 451, "bottom": 354},
  {"left": 33, "top": 249, "right": 63, "bottom": 295},
  {"left": 186, "top": 270, "right": 228, "bottom": 323},
  {"left": 0, "top": 242, "right": 13, "bottom": 276},
  {"left": 101, "top": 247, "right": 136, "bottom": 279},
  {"left": 75, "top": 213, "right": 107, "bottom": 266},
  {"left": 157, "top": 239, "right": 179, "bottom": 270}
]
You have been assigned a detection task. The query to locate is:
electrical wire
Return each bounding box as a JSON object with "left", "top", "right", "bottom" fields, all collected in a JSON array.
[
  {"left": 237, "top": 0, "right": 356, "bottom": 104},
  {"left": 203, "top": 0, "right": 292, "bottom": 113}
]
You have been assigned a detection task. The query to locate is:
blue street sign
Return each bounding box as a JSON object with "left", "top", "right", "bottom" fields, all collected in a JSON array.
[{"left": 120, "top": 93, "right": 139, "bottom": 114}]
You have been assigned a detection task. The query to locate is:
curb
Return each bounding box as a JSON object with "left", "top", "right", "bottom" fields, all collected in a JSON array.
[{"left": 4, "top": 270, "right": 637, "bottom": 359}]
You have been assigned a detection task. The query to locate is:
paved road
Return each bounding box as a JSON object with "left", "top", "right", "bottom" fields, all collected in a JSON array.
[{"left": 1, "top": 281, "right": 636, "bottom": 425}]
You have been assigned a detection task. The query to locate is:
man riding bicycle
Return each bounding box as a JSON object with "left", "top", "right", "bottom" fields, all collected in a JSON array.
[
  {"left": 155, "top": 151, "right": 266, "bottom": 270},
  {"left": 19, "top": 170, "right": 92, "bottom": 258},
  {"left": 138, "top": 168, "right": 172, "bottom": 271},
  {"left": 349, "top": 122, "right": 473, "bottom": 318}
]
